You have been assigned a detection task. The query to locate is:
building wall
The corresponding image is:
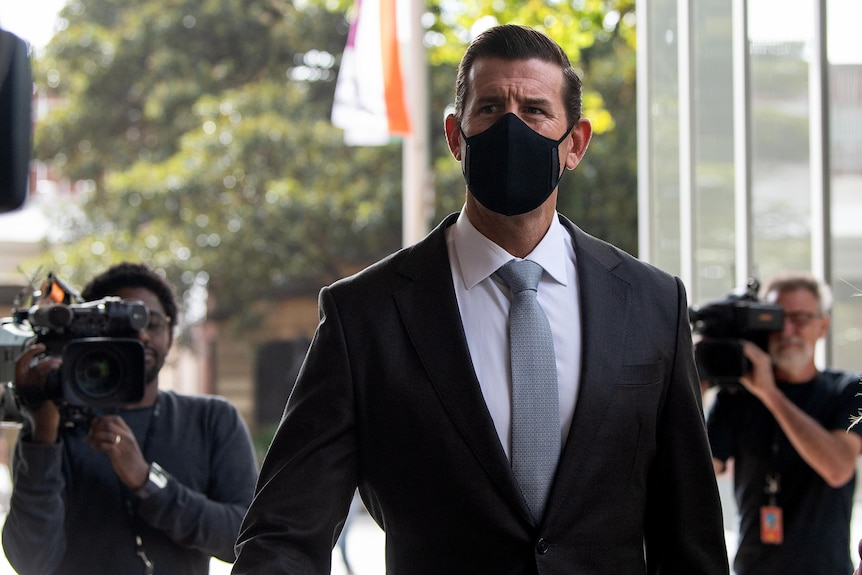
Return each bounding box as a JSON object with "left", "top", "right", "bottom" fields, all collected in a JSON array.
[{"left": 210, "top": 295, "right": 320, "bottom": 432}]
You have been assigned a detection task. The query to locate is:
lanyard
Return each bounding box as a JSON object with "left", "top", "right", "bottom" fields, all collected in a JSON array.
[
  {"left": 120, "top": 397, "right": 160, "bottom": 575},
  {"left": 135, "top": 535, "right": 155, "bottom": 575},
  {"left": 764, "top": 424, "right": 782, "bottom": 505}
]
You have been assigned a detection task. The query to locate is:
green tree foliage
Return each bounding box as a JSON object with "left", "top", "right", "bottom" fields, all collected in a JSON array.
[{"left": 29, "top": 0, "right": 636, "bottom": 324}]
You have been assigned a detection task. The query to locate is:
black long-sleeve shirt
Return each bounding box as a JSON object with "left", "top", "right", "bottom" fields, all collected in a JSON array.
[{"left": 2, "top": 390, "right": 258, "bottom": 575}]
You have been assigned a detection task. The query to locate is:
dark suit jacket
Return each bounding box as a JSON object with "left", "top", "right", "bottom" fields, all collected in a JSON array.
[{"left": 233, "top": 213, "right": 730, "bottom": 574}]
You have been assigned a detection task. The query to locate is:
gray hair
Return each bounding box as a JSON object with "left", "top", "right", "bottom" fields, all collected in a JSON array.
[{"left": 759, "top": 271, "right": 833, "bottom": 314}]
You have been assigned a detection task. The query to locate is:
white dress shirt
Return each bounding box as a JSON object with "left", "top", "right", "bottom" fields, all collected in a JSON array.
[{"left": 446, "top": 210, "right": 582, "bottom": 459}]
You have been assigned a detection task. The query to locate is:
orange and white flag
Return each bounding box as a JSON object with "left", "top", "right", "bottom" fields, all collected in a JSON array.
[{"left": 331, "top": 0, "right": 412, "bottom": 146}]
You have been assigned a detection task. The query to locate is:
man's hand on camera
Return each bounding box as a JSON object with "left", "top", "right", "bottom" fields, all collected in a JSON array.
[
  {"left": 738, "top": 341, "right": 779, "bottom": 403},
  {"left": 86, "top": 414, "right": 150, "bottom": 490},
  {"left": 14, "top": 343, "right": 61, "bottom": 443}
]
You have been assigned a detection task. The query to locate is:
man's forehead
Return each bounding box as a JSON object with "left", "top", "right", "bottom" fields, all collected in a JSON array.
[
  {"left": 467, "top": 58, "right": 564, "bottom": 97},
  {"left": 469, "top": 56, "right": 562, "bottom": 78},
  {"left": 767, "top": 287, "right": 818, "bottom": 307},
  {"left": 113, "top": 286, "right": 165, "bottom": 312}
]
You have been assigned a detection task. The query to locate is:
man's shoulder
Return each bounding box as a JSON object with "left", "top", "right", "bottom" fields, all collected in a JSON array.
[
  {"left": 816, "top": 370, "right": 862, "bottom": 417},
  {"left": 817, "top": 368, "right": 860, "bottom": 392},
  {"left": 558, "top": 214, "right": 676, "bottom": 284},
  {"left": 158, "top": 390, "right": 238, "bottom": 415},
  {"left": 809, "top": 369, "right": 862, "bottom": 430},
  {"left": 328, "top": 215, "right": 453, "bottom": 295}
]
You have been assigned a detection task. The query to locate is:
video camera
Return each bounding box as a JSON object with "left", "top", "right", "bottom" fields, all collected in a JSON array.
[
  {"left": 689, "top": 278, "right": 784, "bottom": 387},
  {"left": 1, "top": 273, "right": 149, "bottom": 421}
]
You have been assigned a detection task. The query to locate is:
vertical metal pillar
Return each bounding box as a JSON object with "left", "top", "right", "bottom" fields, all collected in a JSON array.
[
  {"left": 677, "top": 0, "right": 696, "bottom": 293},
  {"left": 732, "top": 0, "right": 753, "bottom": 286}
]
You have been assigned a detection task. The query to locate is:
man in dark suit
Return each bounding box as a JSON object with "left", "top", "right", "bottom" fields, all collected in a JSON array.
[{"left": 233, "top": 24, "right": 729, "bottom": 574}]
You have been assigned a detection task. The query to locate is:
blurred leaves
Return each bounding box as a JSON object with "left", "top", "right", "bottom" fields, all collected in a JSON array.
[{"left": 29, "top": 0, "right": 637, "bottom": 325}]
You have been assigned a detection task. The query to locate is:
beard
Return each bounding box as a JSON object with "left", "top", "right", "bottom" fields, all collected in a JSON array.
[
  {"left": 770, "top": 336, "right": 814, "bottom": 376},
  {"left": 144, "top": 348, "right": 165, "bottom": 385}
]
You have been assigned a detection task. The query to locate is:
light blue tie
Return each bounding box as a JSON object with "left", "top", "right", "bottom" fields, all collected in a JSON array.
[{"left": 496, "top": 259, "right": 561, "bottom": 522}]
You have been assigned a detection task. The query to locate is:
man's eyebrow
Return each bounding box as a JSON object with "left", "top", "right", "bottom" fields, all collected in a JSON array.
[
  {"left": 522, "top": 96, "right": 553, "bottom": 108},
  {"left": 471, "top": 95, "right": 553, "bottom": 108},
  {"left": 472, "top": 94, "right": 505, "bottom": 106}
]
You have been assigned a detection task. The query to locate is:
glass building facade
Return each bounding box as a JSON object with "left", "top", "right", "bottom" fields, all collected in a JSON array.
[{"left": 637, "top": 0, "right": 862, "bottom": 372}]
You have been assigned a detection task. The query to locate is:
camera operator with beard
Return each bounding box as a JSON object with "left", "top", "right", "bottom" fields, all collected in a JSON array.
[
  {"left": 1, "top": 262, "right": 258, "bottom": 574},
  {"left": 707, "top": 271, "right": 862, "bottom": 574}
]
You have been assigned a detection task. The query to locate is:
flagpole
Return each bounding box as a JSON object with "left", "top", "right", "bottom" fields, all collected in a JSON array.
[{"left": 401, "top": 0, "right": 431, "bottom": 247}]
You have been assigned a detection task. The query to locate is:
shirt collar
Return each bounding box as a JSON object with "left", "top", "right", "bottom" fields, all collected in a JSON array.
[{"left": 452, "top": 209, "right": 570, "bottom": 290}]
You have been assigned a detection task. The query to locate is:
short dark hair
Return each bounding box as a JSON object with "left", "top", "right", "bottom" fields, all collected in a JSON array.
[
  {"left": 81, "top": 262, "right": 179, "bottom": 325},
  {"left": 453, "top": 24, "right": 583, "bottom": 126}
]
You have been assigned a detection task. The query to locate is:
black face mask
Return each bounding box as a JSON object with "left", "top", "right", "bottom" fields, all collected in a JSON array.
[{"left": 460, "top": 113, "right": 571, "bottom": 216}]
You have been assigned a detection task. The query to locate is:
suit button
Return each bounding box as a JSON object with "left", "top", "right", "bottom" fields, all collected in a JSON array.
[{"left": 536, "top": 538, "right": 549, "bottom": 554}]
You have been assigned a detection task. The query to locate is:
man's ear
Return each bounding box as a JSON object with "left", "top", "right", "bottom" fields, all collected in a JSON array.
[
  {"left": 444, "top": 114, "right": 462, "bottom": 161},
  {"left": 817, "top": 314, "right": 831, "bottom": 339},
  {"left": 564, "top": 118, "right": 592, "bottom": 170}
]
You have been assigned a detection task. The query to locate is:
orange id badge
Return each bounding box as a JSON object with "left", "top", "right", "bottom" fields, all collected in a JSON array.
[{"left": 760, "top": 505, "right": 783, "bottom": 544}]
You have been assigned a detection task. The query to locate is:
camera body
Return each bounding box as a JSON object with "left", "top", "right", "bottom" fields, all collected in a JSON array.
[
  {"left": 29, "top": 297, "right": 149, "bottom": 408},
  {"left": 689, "top": 279, "right": 784, "bottom": 387},
  {"left": 1, "top": 284, "right": 150, "bottom": 417}
]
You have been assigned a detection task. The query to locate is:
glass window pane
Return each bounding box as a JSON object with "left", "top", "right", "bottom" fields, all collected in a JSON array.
[
  {"left": 692, "top": 0, "right": 735, "bottom": 302},
  {"left": 748, "top": 0, "right": 814, "bottom": 279},
  {"left": 828, "top": 0, "right": 862, "bottom": 371},
  {"left": 646, "top": 0, "right": 682, "bottom": 276}
]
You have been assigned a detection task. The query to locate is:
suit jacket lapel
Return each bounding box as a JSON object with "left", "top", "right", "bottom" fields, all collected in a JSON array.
[
  {"left": 392, "top": 214, "right": 530, "bottom": 520},
  {"left": 547, "top": 217, "right": 632, "bottom": 516},
  {"left": 391, "top": 214, "right": 633, "bottom": 524}
]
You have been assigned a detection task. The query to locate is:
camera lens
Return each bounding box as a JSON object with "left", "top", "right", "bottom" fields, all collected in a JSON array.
[
  {"left": 61, "top": 338, "right": 146, "bottom": 407},
  {"left": 70, "top": 349, "right": 124, "bottom": 399}
]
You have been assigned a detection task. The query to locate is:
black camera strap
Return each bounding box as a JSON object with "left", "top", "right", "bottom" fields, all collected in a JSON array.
[
  {"left": 135, "top": 534, "right": 154, "bottom": 575},
  {"left": 119, "top": 397, "right": 160, "bottom": 575},
  {"left": 11, "top": 381, "right": 50, "bottom": 411}
]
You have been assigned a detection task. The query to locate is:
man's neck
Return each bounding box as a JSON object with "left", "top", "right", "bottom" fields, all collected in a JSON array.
[
  {"left": 464, "top": 196, "right": 555, "bottom": 258},
  {"left": 774, "top": 365, "right": 818, "bottom": 384},
  {"left": 127, "top": 381, "right": 159, "bottom": 408}
]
